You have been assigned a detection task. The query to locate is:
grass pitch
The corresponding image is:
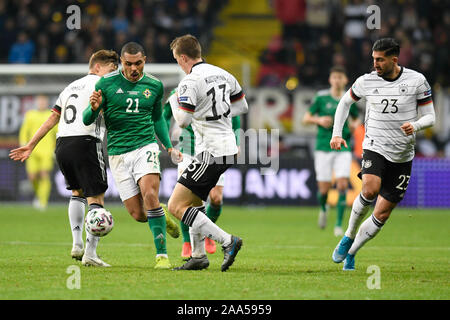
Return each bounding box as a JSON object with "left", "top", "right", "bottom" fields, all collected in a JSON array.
[{"left": 0, "top": 204, "right": 448, "bottom": 300}]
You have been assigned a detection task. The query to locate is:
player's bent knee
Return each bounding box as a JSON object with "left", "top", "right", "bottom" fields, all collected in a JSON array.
[{"left": 167, "top": 199, "right": 179, "bottom": 217}]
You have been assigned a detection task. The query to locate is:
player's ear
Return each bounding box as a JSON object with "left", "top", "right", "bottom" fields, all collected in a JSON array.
[
  {"left": 392, "top": 55, "right": 398, "bottom": 65},
  {"left": 94, "top": 63, "right": 100, "bottom": 74}
]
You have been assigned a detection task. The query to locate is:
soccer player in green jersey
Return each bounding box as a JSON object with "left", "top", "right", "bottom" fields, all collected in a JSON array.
[
  {"left": 302, "top": 66, "right": 360, "bottom": 237},
  {"left": 162, "top": 88, "right": 241, "bottom": 258},
  {"left": 83, "top": 42, "right": 182, "bottom": 269}
]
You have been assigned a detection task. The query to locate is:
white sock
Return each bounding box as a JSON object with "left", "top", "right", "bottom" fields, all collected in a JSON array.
[
  {"left": 189, "top": 227, "right": 206, "bottom": 258},
  {"left": 85, "top": 232, "right": 99, "bottom": 257},
  {"left": 68, "top": 196, "right": 86, "bottom": 249},
  {"left": 348, "top": 214, "right": 384, "bottom": 255},
  {"left": 182, "top": 207, "right": 232, "bottom": 247},
  {"left": 345, "top": 193, "right": 375, "bottom": 239}
]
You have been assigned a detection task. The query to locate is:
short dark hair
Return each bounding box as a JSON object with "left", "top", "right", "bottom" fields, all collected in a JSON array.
[
  {"left": 89, "top": 49, "right": 119, "bottom": 69},
  {"left": 372, "top": 38, "right": 400, "bottom": 57},
  {"left": 330, "top": 65, "right": 347, "bottom": 75},
  {"left": 121, "top": 42, "right": 145, "bottom": 57},
  {"left": 170, "top": 34, "right": 202, "bottom": 59}
]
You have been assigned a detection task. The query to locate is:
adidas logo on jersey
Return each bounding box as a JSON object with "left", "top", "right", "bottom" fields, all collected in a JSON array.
[
  {"left": 181, "top": 173, "right": 187, "bottom": 179},
  {"left": 373, "top": 89, "right": 379, "bottom": 94},
  {"left": 116, "top": 88, "right": 124, "bottom": 94}
]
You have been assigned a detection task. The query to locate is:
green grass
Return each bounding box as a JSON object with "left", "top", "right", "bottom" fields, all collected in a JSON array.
[{"left": 0, "top": 204, "right": 449, "bottom": 300}]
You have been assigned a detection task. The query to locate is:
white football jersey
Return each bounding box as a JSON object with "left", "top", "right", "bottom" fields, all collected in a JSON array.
[
  {"left": 350, "top": 67, "right": 433, "bottom": 162},
  {"left": 177, "top": 62, "right": 244, "bottom": 157},
  {"left": 52, "top": 74, "right": 105, "bottom": 140}
]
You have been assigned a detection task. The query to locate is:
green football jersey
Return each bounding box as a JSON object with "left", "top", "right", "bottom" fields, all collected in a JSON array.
[
  {"left": 309, "top": 89, "right": 359, "bottom": 152},
  {"left": 85, "top": 69, "right": 166, "bottom": 155}
]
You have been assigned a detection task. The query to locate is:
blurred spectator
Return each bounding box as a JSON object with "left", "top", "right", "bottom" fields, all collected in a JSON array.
[
  {"left": 0, "top": 18, "right": 16, "bottom": 62},
  {"left": 260, "top": 0, "right": 449, "bottom": 89},
  {"left": 274, "top": 0, "right": 307, "bottom": 40},
  {"left": 112, "top": 8, "right": 129, "bottom": 33},
  {"left": 34, "top": 33, "right": 50, "bottom": 63},
  {"left": 153, "top": 33, "right": 175, "bottom": 63},
  {"left": 342, "top": 0, "right": 367, "bottom": 42},
  {"left": 8, "top": 32, "right": 34, "bottom": 63},
  {"left": 0, "top": 0, "right": 223, "bottom": 64},
  {"left": 306, "top": 0, "right": 331, "bottom": 41}
]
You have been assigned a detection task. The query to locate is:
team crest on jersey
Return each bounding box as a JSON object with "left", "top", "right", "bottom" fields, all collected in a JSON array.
[
  {"left": 399, "top": 83, "right": 408, "bottom": 95},
  {"left": 363, "top": 159, "right": 372, "bottom": 169},
  {"left": 143, "top": 89, "right": 152, "bottom": 98},
  {"left": 179, "top": 85, "right": 187, "bottom": 95}
]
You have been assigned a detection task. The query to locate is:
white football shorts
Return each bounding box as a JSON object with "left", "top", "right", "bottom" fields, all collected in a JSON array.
[
  {"left": 314, "top": 150, "right": 352, "bottom": 182},
  {"left": 109, "top": 143, "right": 161, "bottom": 201}
]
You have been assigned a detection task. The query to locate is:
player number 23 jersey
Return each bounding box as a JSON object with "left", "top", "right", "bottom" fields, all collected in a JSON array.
[{"left": 350, "top": 67, "right": 432, "bottom": 163}]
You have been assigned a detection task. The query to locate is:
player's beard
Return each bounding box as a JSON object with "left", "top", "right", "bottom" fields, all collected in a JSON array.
[{"left": 377, "top": 63, "right": 394, "bottom": 79}]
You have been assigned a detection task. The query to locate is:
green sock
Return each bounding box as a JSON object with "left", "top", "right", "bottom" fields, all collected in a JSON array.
[
  {"left": 336, "top": 192, "right": 347, "bottom": 227},
  {"left": 180, "top": 221, "right": 190, "bottom": 243},
  {"left": 147, "top": 208, "right": 167, "bottom": 255},
  {"left": 206, "top": 203, "right": 222, "bottom": 223},
  {"left": 317, "top": 192, "right": 328, "bottom": 212}
]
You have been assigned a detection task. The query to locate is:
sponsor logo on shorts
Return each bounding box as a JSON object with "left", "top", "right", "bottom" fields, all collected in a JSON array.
[{"left": 363, "top": 160, "right": 372, "bottom": 169}]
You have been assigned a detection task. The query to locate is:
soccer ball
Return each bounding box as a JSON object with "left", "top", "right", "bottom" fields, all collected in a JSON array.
[{"left": 85, "top": 208, "right": 114, "bottom": 237}]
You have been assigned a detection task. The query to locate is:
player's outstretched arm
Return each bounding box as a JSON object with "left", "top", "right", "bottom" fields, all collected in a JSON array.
[
  {"left": 331, "top": 89, "right": 355, "bottom": 140},
  {"left": 9, "top": 111, "right": 60, "bottom": 162}
]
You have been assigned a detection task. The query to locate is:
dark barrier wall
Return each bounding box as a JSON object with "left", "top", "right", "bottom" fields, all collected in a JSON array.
[{"left": 1, "top": 156, "right": 449, "bottom": 208}]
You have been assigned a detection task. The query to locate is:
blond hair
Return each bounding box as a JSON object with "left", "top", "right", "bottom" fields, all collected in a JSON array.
[
  {"left": 88, "top": 49, "right": 119, "bottom": 69},
  {"left": 170, "top": 34, "right": 202, "bottom": 59}
]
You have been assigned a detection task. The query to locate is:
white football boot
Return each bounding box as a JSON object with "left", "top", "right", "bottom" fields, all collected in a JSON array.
[
  {"left": 82, "top": 254, "right": 111, "bottom": 267},
  {"left": 71, "top": 246, "right": 84, "bottom": 261}
]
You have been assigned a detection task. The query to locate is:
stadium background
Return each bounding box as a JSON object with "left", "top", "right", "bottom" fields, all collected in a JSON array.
[{"left": 0, "top": 0, "right": 449, "bottom": 208}]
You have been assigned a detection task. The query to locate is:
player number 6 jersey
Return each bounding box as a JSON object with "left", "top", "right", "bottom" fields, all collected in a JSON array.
[{"left": 52, "top": 74, "right": 105, "bottom": 141}]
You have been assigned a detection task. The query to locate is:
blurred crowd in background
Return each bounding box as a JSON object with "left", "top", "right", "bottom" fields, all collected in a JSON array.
[
  {"left": 0, "top": 0, "right": 225, "bottom": 64},
  {"left": 0, "top": 0, "right": 449, "bottom": 157},
  {"left": 261, "top": 0, "right": 449, "bottom": 88},
  {"left": 263, "top": 0, "right": 449, "bottom": 158},
  {"left": 1, "top": 0, "right": 447, "bottom": 87}
]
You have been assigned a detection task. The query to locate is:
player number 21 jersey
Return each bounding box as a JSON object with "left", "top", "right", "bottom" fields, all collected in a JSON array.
[{"left": 177, "top": 62, "right": 243, "bottom": 157}]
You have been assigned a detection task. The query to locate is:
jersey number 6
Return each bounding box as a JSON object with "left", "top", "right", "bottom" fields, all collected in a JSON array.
[{"left": 64, "top": 94, "right": 78, "bottom": 124}]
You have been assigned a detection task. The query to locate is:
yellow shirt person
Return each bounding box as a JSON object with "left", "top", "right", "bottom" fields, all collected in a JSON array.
[{"left": 19, "top": 95, "right": 57, "bottom": 209}]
